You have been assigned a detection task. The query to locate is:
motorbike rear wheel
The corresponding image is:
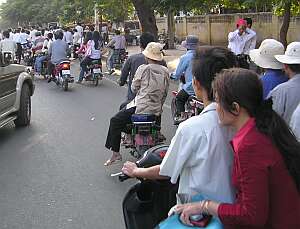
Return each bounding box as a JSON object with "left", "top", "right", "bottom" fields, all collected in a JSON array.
[
  {"left": 93, "top": 74, "right": 99, "bottom": 86},
  {"left": 63, "top": 80, "right": 68, "bottom": 91}
]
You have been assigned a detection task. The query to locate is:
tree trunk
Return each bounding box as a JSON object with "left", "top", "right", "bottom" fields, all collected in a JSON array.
[
  {"left": 280, "top": 0, "right": 291, "bottom": 48},
  {"left": 167, "top": 8, "right": 175, "bottom": 49},
  {"left": 131, "top": 0, "right": 158, "bottom": 40}
]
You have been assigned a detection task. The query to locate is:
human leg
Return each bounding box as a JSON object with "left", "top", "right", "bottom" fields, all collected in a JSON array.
[
  {"left": 104, "top": 107, "right": 136, "bottom": 166},
  {"left": 175, "top": 89, "right": 190, "bottom": 115}
]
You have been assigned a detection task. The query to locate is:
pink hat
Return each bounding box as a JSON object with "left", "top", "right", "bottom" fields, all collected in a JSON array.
[{"left": 236, "top": 19, "right": 247, "bottom": 28}]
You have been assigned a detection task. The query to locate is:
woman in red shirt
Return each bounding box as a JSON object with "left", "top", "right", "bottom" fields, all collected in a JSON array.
[{"left": 175, "top": 68, "right": 300, "bottom": 228}]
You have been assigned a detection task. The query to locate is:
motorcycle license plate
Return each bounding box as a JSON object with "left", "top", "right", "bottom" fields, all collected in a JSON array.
[
  {"left": 62, "top": 70, "right": 71, "bottom": 75},
  {"left": 93, "top": 68, "right": 101, "bottom": 74}
]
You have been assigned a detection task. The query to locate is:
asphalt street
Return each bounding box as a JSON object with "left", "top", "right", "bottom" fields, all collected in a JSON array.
[{"left": 0, "top": 61, "right": 178, "bottom": 229}]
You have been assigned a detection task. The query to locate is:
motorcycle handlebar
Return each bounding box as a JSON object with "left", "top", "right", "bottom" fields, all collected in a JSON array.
[{"left": 119, "top": 173, "right": 130, "bottom": 182}]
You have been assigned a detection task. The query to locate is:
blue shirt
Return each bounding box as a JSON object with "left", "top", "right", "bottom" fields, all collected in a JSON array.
[
  {"left": 172, "top": 50, "right": 195, "bottom": 95},
  {"left": 260, "top": 69, "right": 288, "bottom": 99}
]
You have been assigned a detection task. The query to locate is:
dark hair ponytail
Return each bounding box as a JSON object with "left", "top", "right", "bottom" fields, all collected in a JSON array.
[
  {"left": 254, "top": 98, "right": 300, "bottom": 191},
  {"left": 214, "top": 68, "right": 300, "bottom": 192}
]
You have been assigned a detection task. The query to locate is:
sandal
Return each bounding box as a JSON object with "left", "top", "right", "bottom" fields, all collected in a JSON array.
[{"left": 104, "top": 155, "right": 122, "bottom": 166}]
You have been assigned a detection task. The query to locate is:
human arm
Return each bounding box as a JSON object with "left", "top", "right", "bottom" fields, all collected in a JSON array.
[
  {"left": 228, "top": 30, "right": 240, "bottom": 42},
  {"left": 172, "top": 56, "right": 187, "bottom": 80},
  {"left": 106, "top": 38, "right": 115, "bottom": 48},
  {"left": 131, "top": 65, "right": 145, "bottom": 93},
  {"left": 42, "top": 40, "right": 48, "bottom": 52},
  {"left": 122, "top": 163, "right": 168, "bottom": 180},
  {"left": 290, "top": 103, "right": 300, "bottom": 140},
  {"left": 48, "top": 42, "right": 52, "bottom": 56},
  {"left": 119, "top": 56, "right": 131, "bottom": 85},
  {"left": 249, "top": 33, "right": 257, "bottom": 50},
  {"left": 268, "top": 87, "right": 286, "bottom": 118},
  {"left": 245, "top": 28, "right": 256, "bottom": 44},
  {"left": 76, "top": 44, "right": 85, "bottom": 54}
]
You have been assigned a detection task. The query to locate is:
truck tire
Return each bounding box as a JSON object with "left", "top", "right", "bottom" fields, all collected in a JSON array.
[{"left": 14, "top": 83, "right": 31, "bottom": 127}]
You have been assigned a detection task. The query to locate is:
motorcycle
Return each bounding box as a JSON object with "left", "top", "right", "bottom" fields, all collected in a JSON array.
[
  {"left": 50, "top": 60, "right": 74, "bottom": 91},
  {"left": 1, "top": 51, "right": 14, "bottom": 65},
  {"left": 113, "top": 145, "right": 178, "bottom": 229},
  {"left": 23, "top": 47, "right": 33, "bottom": 67},
  {"left": 171, "top": 91, "right": 204, "bottom": 125},
  {"left": 106, "top": 48, "right": 128, "bottom": 71},
  {"left": 121, "top": 114, "right": 164, "bottom": 158},
  {"left": 72, "top": 43, "right": 80, "bottom": 59},
  {"left": 83, "top": 59, "right": 103, "bottom": 86},
  {"left": 34, "top": 52, "right": 48, "bottom": 79}
]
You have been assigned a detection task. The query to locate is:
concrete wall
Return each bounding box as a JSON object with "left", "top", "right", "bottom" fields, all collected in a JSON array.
[{"left": 157, "top": 13, "right": 300, "bottom": 47}]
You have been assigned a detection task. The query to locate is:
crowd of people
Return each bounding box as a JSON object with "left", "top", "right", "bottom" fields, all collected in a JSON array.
[
  {"left": 102, "top": 18, "right": 300, "bottom": 229},
  {"left": 0, "top": 17, "right": 299, "bottom": 228},
  {"left": 0, "top": 22, "right": 129, "bottom": 83}
]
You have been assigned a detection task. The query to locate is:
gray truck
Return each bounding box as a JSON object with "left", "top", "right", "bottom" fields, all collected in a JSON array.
[{"left": 0, "top": 64, "right": 34, "bottom": 128}]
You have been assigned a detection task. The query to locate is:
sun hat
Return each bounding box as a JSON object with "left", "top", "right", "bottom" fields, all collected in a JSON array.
[
  {"left": 185, "top": 35, "right": 199, "bottom": 50},
  {"left": 249, "top": 39, "right": 284, "bottom": 69},
  {"left": 142, "top": 42, "right": 164, "bottom": 61},
  {"left": 275, "top": 42, "right": 300, "bottom": 64}
]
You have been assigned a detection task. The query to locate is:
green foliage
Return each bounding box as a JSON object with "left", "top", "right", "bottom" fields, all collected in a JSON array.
[
  {"left": 0, "top": 0, "right": 62, "bottom": 27},
  {"left": 0, "top": 0, "right": 135, "bottom": 28}
]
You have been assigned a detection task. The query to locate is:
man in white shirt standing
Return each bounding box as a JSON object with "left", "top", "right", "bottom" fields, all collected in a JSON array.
[
  {"left": 243, "top": 18, "right": 257, "bottom": 55},
  {"left": 228, "top": 18, "right": 256, "bottom": 69}
]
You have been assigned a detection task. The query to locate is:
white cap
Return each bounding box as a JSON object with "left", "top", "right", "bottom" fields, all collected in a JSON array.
[
  {"left": 142, "top": 42, "right": 164, "bottom": 61},
  {"left": 275, "top": 42, "right": 300, "bottom": 64},
  {"left": 249, "top": 39, "right": 284, "bottom": 69}
]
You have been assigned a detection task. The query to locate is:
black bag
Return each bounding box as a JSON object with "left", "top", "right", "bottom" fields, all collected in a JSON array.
[{"left": 123, "top": 180, "right": 178, "bottom": 229}]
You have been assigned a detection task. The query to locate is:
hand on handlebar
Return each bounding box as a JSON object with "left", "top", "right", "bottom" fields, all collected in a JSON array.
[{"left": 122, "top": 161, "right": 138, "bottom": 178}]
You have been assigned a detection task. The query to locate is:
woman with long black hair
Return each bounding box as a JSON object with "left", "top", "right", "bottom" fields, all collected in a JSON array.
[
  {"left": 175, "top": 68, "right": 300, "bottom": 229},
  {"left": 77, "top": 31, "right": 103, "bottom": 83}
]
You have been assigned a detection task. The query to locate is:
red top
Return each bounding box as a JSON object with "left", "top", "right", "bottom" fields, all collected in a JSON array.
[{"left": 218, "top": 118, "right": 300, "bottom": 229}]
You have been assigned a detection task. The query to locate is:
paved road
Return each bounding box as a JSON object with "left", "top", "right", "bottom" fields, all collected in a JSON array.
[{"left": 0, "top": 63, "right": 178, "bottom": 229}]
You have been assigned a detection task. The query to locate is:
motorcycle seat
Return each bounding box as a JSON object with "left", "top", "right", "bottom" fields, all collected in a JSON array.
[
  {"left": 59, "top": 60, "right": 70, "bottom": 65},
  {"left": 91, "top": 59, "right": 101, "bottom": 65},
  {"left": 131, "top": 114, "right": 156, "bottom": 123}
]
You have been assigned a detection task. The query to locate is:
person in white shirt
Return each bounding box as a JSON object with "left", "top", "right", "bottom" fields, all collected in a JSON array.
[
  {"left": 30, "top": 26, "right": 38, "bottom": 42},
  {"left": 13, "top": 28, "right": 22, "bottom": 64},
  {"left": 9, "top": 29, "right": 14, "bottom": 40},
  {"left": 122, "top": 46, "right": 238, "bottom": 205},
  {"left": 290, "top": 103, "right": 300, "bottom": 141},
  {"left": 107, "top": 30, "right": 126, "bottom": 73},
  {"left": 243, "top": 18, "right": 257, "bottom": 55},
  {"left": 20, "top": 29, "right": 29, "bottom": 46},
  {"left": 0, "top": 30, "right": 17, "bottom": 64},
  {"left": 73, "top": 29, "right": 81, "bottom": 45},
  {"left": 63, "top": 27, "right": 73, "bottom": 45},
  {"left": 228, "top": 19, "right": 256, "bottom": 69},
  {"left": 75, "top": 23, "right": 83, "bottom": 38}
]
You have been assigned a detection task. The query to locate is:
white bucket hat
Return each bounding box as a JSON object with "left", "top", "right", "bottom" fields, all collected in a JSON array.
[
  {"left": 142, "top": 42, "right": 164, "bottom": 61},
  {"left": 275, "top": 42, "right": 300, "bottom": 64},
  {"left": 249, "top": 39, "right": 284, "bottom": 69}
]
